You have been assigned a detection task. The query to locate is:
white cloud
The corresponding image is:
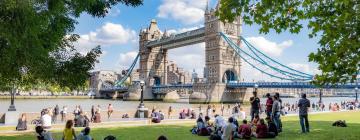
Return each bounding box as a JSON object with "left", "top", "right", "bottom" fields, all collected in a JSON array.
[
  {"left": 117, "top": 51, "right": 138, "bottom": 70},
  {"left": 157, "top": 0, "right": 206, "bottom": 25},
  {"left": 287, "top": 63, "right": 320, "bottom": 75},
  {"left": 74, "top": 22, "right": 136, "bottom": 54},
  {"left": 245, "top": 37, "right": 293, "bottom": 57}
]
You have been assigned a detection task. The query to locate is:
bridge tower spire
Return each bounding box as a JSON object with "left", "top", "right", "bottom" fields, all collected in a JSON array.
[{"left": 205, "top": 0, "right": 210, "bottom": 14}]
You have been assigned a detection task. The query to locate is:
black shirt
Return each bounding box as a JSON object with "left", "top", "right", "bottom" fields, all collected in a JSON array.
[{"left": 251, "top": 97, "right": 260, "bottom": 110}]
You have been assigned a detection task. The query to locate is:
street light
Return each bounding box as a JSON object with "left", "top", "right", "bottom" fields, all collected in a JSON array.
[
  {"left": 8, "top": 85, "right": 16, "bottom": 111},
  {"left": 319, "top": 88, "right": 323, "bottom": 104},
  {"left": 139, "top": 80, "right": 145, "bottom": 108},
  {"left": 8, "top": 67, "right": 27, "bottom": 111},
  {"left": 355, "top": 87, "right": 358, "bottom": 102}
]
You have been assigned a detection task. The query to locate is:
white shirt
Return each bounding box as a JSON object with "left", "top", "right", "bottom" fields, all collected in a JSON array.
[
  {"left": 240, "top": 111, "right": 246, "bottom": 120},
  {"left": 215, "top": 116, "right": 226, "bottom": 128},
  {"left": 42, "top": 114, "right": 52, "bottom": 127}
]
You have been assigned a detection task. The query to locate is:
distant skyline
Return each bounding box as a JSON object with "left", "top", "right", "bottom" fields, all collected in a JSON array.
[{"left": 73, "top": 0, "right": 321, "bottom": 82}]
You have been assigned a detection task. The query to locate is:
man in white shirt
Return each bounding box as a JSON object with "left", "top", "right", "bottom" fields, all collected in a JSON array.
[
  {"left": 42, "top": 110, "right": 52, "bottom": 129},
  {"left": 222, "top": 117, "right": 236, "bottom": 140},
  {"left": 214, "top": 114, "right": 226, "bottom": 130}
]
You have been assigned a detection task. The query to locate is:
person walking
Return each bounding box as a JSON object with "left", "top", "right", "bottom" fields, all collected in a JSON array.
[
  {"left": 61, "top": 106, "right": 68, "bottom": 122},
  {"left": 53, "top": 105, "right": 59, "bottom": 124},
  {"left": 168, "top": 106, "right": 173, "bottom": 119},
  {"left": 91, "top": 105, "right": 96, "bottom": 122},
  {"left": 250, "top": 91, "right": 260, "bottom": 121},
  {"left": 107, "top": 104, "right": 114, "bottom": 119},
  {"left": 298, "top": 94, "right": 311, "bottom": 133}
]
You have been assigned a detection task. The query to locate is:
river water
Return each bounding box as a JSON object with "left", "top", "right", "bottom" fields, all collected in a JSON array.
[{"left": 0, "top": 97, "right": 355, "bottom": 113}]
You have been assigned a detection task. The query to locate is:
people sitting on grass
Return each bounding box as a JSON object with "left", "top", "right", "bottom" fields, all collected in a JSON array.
[
  {"left": 151, "top": 110, "right": 161, "bottom": 123},
  {"left": 63, "top": 120, "right": 77, "bottom": 140},
  {"left": 204, "top": 116, "right": 213, "bottom": 129},
  {"left": 196, "top": 117, "right": 210, "bottom": 136},
  {"left": 179, "top": 109, "right": 186, "bottom": 119},
  {"left": 93, "top": 111, "right": 101, "bottom": 123},
  {"left": 190, "top": 109, "right": 197, "bottom": 119},
  {"left": 159, "top": 110, "right": 165, "bottom": 120},
  {"left": 221, "top": 117, "right": 237, "bottom": 140},
  {"left": 76, "top": 127, "right": 93, "bottom": 140},
  {"left": 35, "top": 126, "right": 54, "bottom": 140},
  {"left": 253, "top": 119, "right": 276, "bottom": 138},
  {"left": 266, "top": 117, "right": 278, "bottom": 136},
  {"left": 214, "top": 114, "right": 226, "bottom": 132},
  {"left": 122, "top": 113, "right": 129, "bottom": 118},
  {"left": 16, "top": 113, "right": 27, "bottom": 131},
  {"left": 235, "top": 119, "right": 251, "bottom": 139}
]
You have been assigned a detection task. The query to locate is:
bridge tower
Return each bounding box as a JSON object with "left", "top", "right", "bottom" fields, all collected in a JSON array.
[
  {"left": 202, "top": 1, "right": 243, "bottom": 102},
  {"left": 139, "top": 19, "right": 168, "bottom": 99}
]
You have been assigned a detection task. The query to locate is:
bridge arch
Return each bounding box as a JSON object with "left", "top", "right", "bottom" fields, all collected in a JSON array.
[
  {"left": 222, "top": 69, "right": 238, "bottom": 83},
  {"left": 153, "top": 76, "right": 161, "bottom": 86},
  {"left": 101, "top": 80, "right": 114, "bottom": 89}
]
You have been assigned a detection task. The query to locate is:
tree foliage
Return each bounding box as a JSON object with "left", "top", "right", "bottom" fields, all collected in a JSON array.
[
  {"left": 216, "top": 0, "right": 359, "bottom": 85},
  {"left": 0, "top": 0, "right": 143, "bottom": 90}
]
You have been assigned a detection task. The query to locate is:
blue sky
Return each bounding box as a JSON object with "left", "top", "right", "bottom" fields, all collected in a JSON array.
[{"left": 73, "top": 0, "right": 321, "bottom": 82}]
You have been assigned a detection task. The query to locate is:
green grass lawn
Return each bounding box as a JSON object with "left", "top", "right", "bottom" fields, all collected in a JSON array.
[{"left": 1, "top": 111, "right": 359, "bottom": 140}]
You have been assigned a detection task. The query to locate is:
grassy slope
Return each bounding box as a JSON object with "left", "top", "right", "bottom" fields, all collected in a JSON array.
[{"left": 0, "top": 111, "right": 359, "bottom": 140}]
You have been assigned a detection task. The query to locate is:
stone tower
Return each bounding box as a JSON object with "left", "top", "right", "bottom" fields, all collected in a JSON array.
[
  {"left": 204, "top": 2, "right": 242, "bottom": 84},
  {"left": 191, "top": 1, "right": 243, "bottom": 103},
  {"left": 139, "top": 19, "right": 168, "bottom": 98}
]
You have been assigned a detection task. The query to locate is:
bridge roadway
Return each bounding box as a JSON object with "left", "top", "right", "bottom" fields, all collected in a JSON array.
[
  {"left": 151, "top": 82, "right": 358, "bottom": 94},
  {"left": 100, "top": 82, "right": 358, "bottom": 93}
]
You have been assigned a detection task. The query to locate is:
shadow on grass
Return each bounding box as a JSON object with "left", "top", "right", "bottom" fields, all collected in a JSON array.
[{"left": 0, "top": 121, "right": 359, "bottom": 140}]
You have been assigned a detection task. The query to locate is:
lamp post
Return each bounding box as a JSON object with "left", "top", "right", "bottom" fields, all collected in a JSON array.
[
  {"left": 139, "top": 80, "right": 145, "bottom": 108},
  {"left": 8, "top": 84, "right": 16, "bottom": 111},
  {"left": 319, "top": 88, "right": 323, "bottom": 104},
  {"left": 355, "top": 87, "right": 358, "bottom": 102}
]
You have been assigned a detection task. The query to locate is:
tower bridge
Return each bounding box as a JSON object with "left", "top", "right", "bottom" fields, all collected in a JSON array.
[{"left": 93, "top": 1, "right": 359, "bottom": 103}]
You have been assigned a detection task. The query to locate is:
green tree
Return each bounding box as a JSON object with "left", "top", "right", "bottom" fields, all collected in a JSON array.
[
  {"left": 0, "top": 0, "right": 143, "bottom": 90},
  {"left": 216, "top": 0, "right": 359, "bottom": 85}
]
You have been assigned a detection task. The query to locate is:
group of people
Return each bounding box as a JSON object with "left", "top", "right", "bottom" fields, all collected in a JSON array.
[
  {"left": 190, "top": 92, "right": 313, "bottom": 139},
  {"left": 151, "top": 109, "right": 165, "bottom": 123},
  {"left": 34, "top": 120, "right": 170, "bottom": 140}
]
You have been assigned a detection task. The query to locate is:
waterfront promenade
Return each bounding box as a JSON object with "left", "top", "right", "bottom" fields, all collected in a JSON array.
[{"left": 0, "top": 110, "right": 359, "bottom": 140}]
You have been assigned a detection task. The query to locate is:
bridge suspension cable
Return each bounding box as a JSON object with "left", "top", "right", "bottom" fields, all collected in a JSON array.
[
  {"left": 240, "top": 36, "right": 313, "bottom": 78},
  {"left": 219, "top": 32, "right": 313, "bottom": 81},
  {"left": 114, "top": 53, "right": 140, "bottom": 87}
]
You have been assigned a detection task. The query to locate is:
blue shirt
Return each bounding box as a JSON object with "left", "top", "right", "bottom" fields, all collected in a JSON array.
[{"left": 298, "top": 98, "right": 310, "bottom": 115}]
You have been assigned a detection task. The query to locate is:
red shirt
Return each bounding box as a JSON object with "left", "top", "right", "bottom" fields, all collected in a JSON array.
[
  {"left": 256, "top": 124, "right": 268, "bottom": 138},
  {"left": 266, "top": 98, "right": 273, "bottom": 112},
  {"left": 238, "top": 124, "right": 251, "bottom": 137}
]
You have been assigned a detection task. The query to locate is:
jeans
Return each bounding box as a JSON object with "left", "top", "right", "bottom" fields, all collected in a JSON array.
[
  {"left": 250, "top": 109, "right": 259, "bottom": 121},
  {"left": 266, "top": 111, "right": 272, "bottom": 118},
  {"left": 299, "top": 114, "right": 310, "bottom": 133},
  {"left": 272, "top": 112, "right": 281, "bottom": 131}
]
